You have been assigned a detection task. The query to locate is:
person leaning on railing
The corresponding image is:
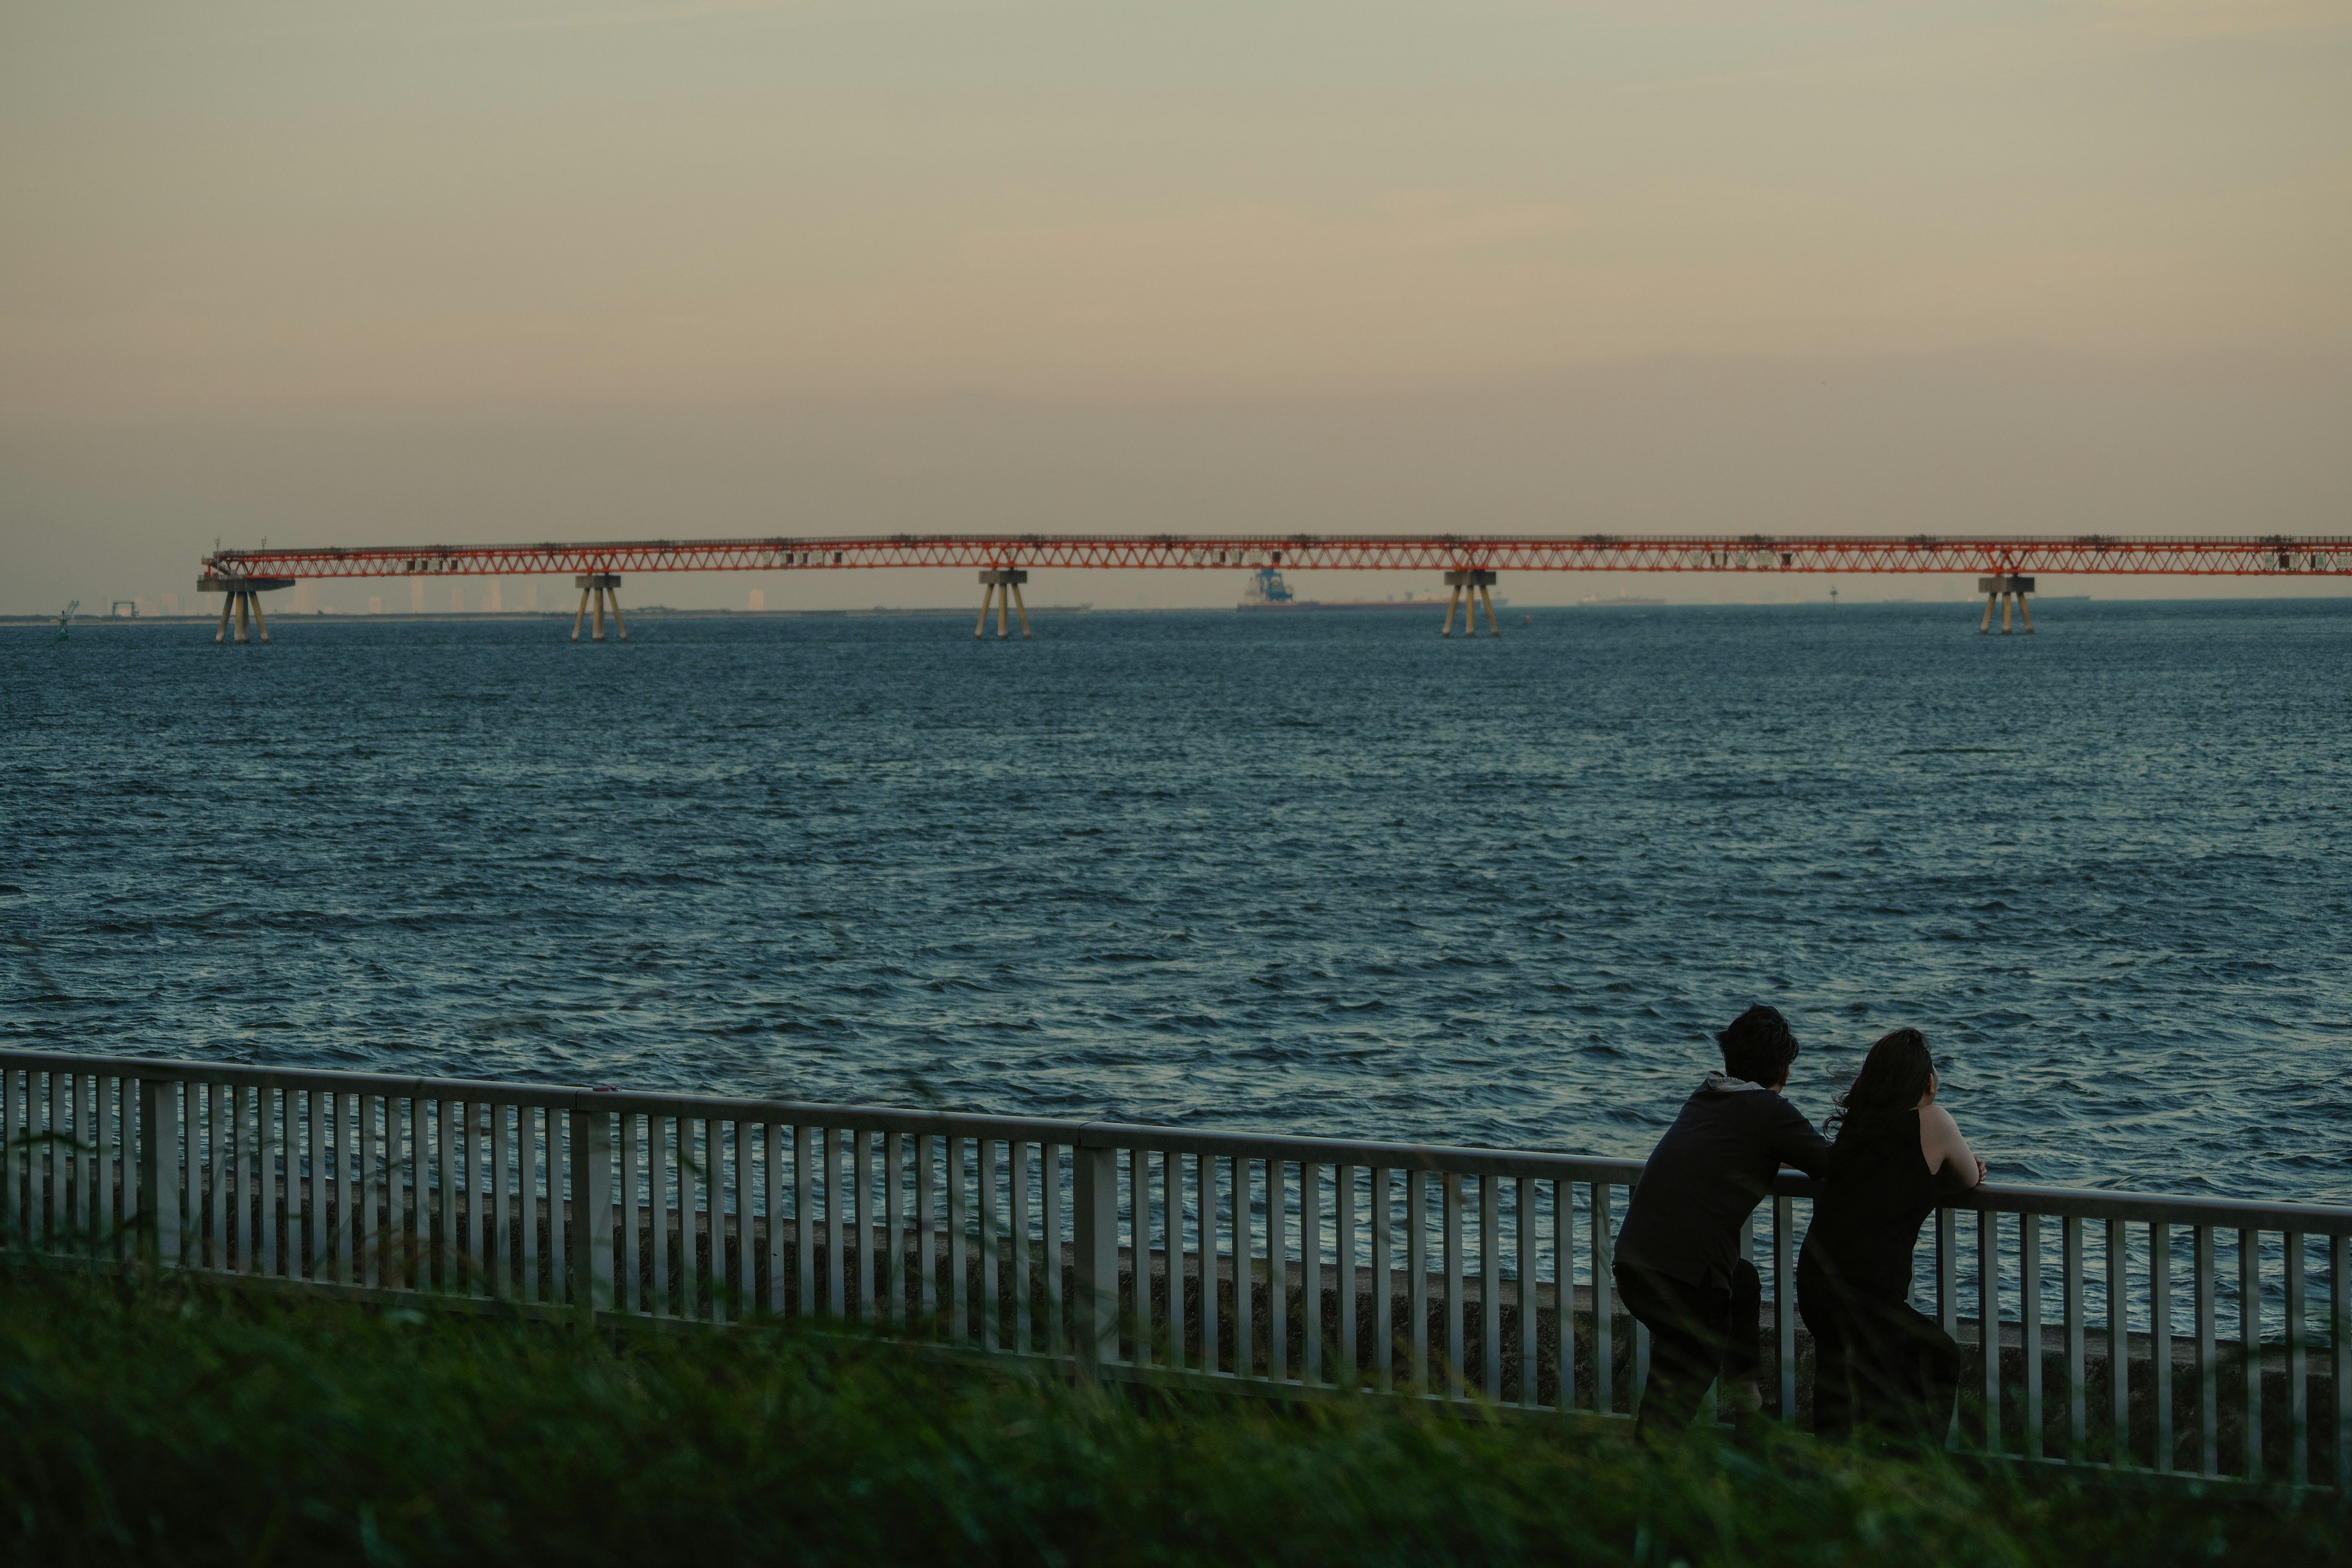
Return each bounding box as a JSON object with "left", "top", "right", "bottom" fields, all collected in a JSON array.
[
  {"left": 1796, "top": 1027, "right": 1986, "bottom": 1447},
  {"left": 1613, "top": 1005, "right": 1833, "bottom": 1436}
]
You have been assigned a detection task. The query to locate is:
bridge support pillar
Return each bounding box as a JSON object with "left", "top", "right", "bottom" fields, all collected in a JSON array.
[
  {"left": 573, "top": 575, "right": 625, "bottom": 642},
  {"left": 1442, "top": 571, "right": 1499, "bottom": 638},
  {"left": 199, "top": 575, "right": 294, "bottom": 645},
  {"left": 975, "top": 570, "right": 1031, "bottom": 640},
  {"left": 1978, "top": 575, "right": 2035, "bottom": 636}
]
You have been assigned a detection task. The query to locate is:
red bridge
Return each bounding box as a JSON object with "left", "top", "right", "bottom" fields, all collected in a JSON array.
[{"left": 195, "top": 532, "right": 2351, "bottom": 643}]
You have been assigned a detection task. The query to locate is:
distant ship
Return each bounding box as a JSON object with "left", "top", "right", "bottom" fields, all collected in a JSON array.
[
  {"left": 1237, "top": 568, "right": 1501, "bottom": 611},
  {"left": 1576, "top": 592, "right": 1664, "bottom": 607}
]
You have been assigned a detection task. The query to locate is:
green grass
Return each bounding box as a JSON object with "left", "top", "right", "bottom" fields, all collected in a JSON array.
[{"left": 1, "top": 1254, "right": 2341, "bottom": 1566}]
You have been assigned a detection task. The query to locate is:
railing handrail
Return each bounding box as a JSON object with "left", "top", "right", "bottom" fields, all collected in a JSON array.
[
  {"left": 7, "top": 1044, "right": 2346, "bottom": 1491},
  {"left": 7, "top": 1047, "right": 2346, "bottom": 1236}
]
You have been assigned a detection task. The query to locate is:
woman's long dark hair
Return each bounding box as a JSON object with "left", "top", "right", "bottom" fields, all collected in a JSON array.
[{"left": 1827, "top": 1027, "right": 1935, "bottom": 1137}]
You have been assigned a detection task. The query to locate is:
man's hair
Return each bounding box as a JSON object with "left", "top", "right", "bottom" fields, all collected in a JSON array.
[{"left": 1716, "top": 1005, "right": 1799, "bottom": 1087}]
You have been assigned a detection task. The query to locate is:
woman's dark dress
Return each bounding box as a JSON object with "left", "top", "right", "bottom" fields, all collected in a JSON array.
[{"left": 1797, "top": 1108, "right": 1964, "bottom": 1442}]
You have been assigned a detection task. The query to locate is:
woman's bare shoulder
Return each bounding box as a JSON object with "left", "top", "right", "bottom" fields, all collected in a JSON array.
[{"left": 1919, "top": 1102, "right": 1971, "bottom": 1156}]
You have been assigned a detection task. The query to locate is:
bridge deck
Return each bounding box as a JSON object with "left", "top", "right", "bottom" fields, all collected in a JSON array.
[{"left": 198, "top": 533, "right": 2352, "bottom": 581}]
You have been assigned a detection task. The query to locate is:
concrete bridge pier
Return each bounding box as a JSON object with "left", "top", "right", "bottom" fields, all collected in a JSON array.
[
  {"left": 198, "top": 575, "right": 294, "bottom": 644},
  {"left": 1978, "top": 575, "right": 2035, "bottom": 635},
  {"left": 1442, "top": 570, "right": 1499, "bottom": 638},
  {"left": 573, "top": 574, "right": 625, "bottom": 641},
  {"left": 975, "top": 569, "right": 1031, "bottom": 639}
]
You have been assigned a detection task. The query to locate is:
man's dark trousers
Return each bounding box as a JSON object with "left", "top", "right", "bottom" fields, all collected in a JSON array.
[{"left": 1613, "top": 1259, "right": 1763, "bottom": 1433}]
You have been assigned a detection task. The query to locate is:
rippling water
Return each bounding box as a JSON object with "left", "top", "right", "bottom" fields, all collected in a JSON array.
[{"left": 5, "top": 600, "right": 2346, "bottom": 1202}]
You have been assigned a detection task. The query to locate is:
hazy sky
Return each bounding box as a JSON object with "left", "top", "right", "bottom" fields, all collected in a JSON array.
[{"left": 4, "top": 1, "right": 2348, "bottom": 612}]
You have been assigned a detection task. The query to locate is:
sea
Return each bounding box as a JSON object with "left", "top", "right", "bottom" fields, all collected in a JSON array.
[{"left": 5, "top": 599, "right": 2347, "bottom": 1204}]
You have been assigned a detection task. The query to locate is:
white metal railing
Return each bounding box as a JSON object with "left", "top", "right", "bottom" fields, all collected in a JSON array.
[{"left": 4, "top": 1049, "right": 2346, "bottom": 1488}]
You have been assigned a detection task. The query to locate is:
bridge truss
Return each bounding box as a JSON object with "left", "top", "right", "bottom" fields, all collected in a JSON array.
[{"left": 202, "top": 533, "right": 2352, "bottom": 582}]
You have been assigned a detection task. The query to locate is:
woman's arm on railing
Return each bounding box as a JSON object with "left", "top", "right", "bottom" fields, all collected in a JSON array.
[{"left": 1922, "top": 1104, "right": 1986, "bottom": 1191}]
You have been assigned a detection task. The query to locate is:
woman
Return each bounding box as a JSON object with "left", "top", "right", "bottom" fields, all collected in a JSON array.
[{"left": 1798, "top": 1027, "right": 1986, "bottom": 1444}]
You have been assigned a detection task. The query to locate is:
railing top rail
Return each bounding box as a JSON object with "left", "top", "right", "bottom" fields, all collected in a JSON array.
[
  {"left": 1069, "top": 1118, "right": 1648, "bottom": 1179},
  {"left": 0, "top": 1049, "right": 1080, "bottom": 1144},
  {"left": 1909, "top": 1177, "right": 2352, "bottom": 1235},
  {"left": 7, "top": 1046, "right": 2348, "bottom": 1234}
]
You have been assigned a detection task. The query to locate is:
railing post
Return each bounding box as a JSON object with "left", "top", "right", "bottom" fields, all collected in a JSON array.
[
  {"left": 1204, "top": 1152, "right": 1223, "bottom": 1373},
  {"left": 1044, "top": 1144, "right": 1065, "bottom": 1351},
  {"left": 1981, "top": 1207, "right": 2002, "bottom": 1455},
  {"left": 287, "top": 1090, "right": 308, "bottom": 1283},
  {"left": 1129, "top": 1147, "right": 1150, "bottom": 1366},
  {"left": 1370, "top": 1166, "right": 1391, "bottom": 1392},
  {"left": 2063, "top": 1215, "right": 2087, "bottom": 1456},
  {"left": 1168, "top": 1152, "right": 1190, "bottom": 1374},
  {"left": 2240, "top": 1227, "right": 2263, "bottom": 1483},
  {"left": 545, "top": 1109, "right": 567, "bottom": 1308},
  {"left": 2285, "top": 1233, "right": 2307, "bottom": 1487},
  {"left": 1476, "top": 1173, "right": 1498, "bottom": 1400},
  {"left": 1553, "top": 1177, "right": 1574, "bottom": 1414},
  {"left": 889, "top": 1132, "right": 911, "bottom": 1330},
  {"left": 914, "top": 1133, "right": 937, "bottom": 1324},
  {"left": 1517, "top": 1175, "right": 1538, "bottom": 1408},
  {"left": 2107, "top": 1218, "right": 2129, "bottom": 1464},
  {"left": 857, "top": 1131, "right": 878, "bottom": 1328},
  {"left": 2194, "top": 1225, "right": 2217, "bottom": 1476},
  {"left": 1233, "top": 1155, "right": 1254, "bottom": 1378},
  {"left": 437, "top": 1098, "right": 457, "bottom": 1293},
  {"left": 1939, "top": 1205, "right": 1959, "bottom": 1448},
  {"left": 680, "top": 1117, "right": 700, "bottom": 1321},
  {"left": 2, "top": 1067, "right": 18, "bottom": 1241},
  {"left": 137, "top": 1077, "right": 179, "bottom": 1267},
  {"left": 1775, "top": 1194, "right": 1797, "bottom": 1422},
  {"left": 359, "top": 1093, "right": 379, "bottom": 1289},
  {"left": 309, "top": 1089, "right": 329, "bottom": 1284},
  {"left": 573, "top": 1101, "right": 613, "bottom": 1324},
  {"left": 1591, "top": 1182, "right": 1615, "bottom": 1415},
  {"left": 2022, "top": 1213, "right": 2043, "bottom": 1459},
  {"left": 2332, "top": 1232, "right": 2349, "bottom": 1490},
  {"left": 829, "top": 1127, "right": 848, "bottom": 1321},
  {"left": 2151, "top": 1222, "right": 2173, "bottom": 1472},
  {"left": 945, "top": 1134, "right": 966, "bottom": 1335},
  {"left": 1443, "top": 1172, "right": 1464, "bottom": 1396},
  {"left": 796, "top": 1124, "right": 817, "bottom": 1319},
  {"left": 1072, "top": 1135, "right": 1120, "bottom": 1371},
  {"left": 335, "top": 1091, "right": 356, "bottom": 1286},
  {"left": 1408, "top": 1171, "right": 1430, "bottom": 1395}
]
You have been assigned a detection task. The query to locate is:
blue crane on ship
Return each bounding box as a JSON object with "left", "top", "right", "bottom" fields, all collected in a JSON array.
[{"left": 1248, "top": 568, "right": 1294, "bottom": 605}]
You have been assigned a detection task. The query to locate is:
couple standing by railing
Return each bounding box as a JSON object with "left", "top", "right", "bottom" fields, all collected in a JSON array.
[{"left": 1615, "top": 1005, "right": 1987, "bottom": 1444}]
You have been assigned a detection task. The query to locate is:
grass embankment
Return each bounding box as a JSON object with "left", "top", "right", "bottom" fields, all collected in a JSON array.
[{"left": 1, "top": 1256, "right": 2341, "bottom": 1566}]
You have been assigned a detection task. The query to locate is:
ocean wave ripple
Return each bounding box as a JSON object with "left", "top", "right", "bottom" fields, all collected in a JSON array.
[{"left": 4, "top": 599, "right": 2348, "bottom": 1203}]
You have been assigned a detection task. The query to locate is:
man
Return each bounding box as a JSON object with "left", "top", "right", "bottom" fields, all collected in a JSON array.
[{"left": 1613, "top": 1004, "right": 1831, "bottom": 1434}]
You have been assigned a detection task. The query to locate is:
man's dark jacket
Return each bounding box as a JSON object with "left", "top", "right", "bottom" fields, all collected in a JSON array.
[{"left": 1615, "top": 1072, "right": 1833, "bottom": 1289}]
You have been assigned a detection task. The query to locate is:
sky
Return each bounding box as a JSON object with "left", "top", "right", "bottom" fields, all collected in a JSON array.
[{"left": 3, "top": 0, "right": 2348, "bottom": 614}]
